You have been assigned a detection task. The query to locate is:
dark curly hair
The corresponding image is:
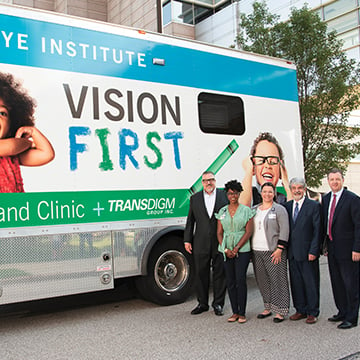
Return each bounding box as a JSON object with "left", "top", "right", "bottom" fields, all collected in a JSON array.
[
  {"left": 224, "top": 180, "right": 243, "bottom": 193},
  {"left": 250, "top": 132, "right": 284, "bottom": 160},
  {"left": 0, "top": 72, "right": 35, "bottom": 138}
]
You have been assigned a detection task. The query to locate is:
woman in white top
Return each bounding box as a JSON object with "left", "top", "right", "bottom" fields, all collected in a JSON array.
[{"left": 252, "top": 182, "right": 290, "bottom": 323}]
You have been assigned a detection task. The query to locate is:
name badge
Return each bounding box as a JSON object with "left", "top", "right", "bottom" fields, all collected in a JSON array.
[{"left": 268, "top": 214, "right": 276, "bottom": 219}]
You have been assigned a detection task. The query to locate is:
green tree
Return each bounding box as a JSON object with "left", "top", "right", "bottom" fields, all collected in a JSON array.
[
  {"left": 236, "top": 1, "right": 279, "bottom": 57},
  {"left": 236, "top": 1, "right": 360, "bottom": 188}
]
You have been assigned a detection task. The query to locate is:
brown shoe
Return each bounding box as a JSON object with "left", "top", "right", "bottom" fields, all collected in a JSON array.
[
  {"left": 227, "top": 314, "right": 240, "bottom": 322},
  {"left": 306, "top": 315, "right": 317, "bottom": 324},
  {"left": 290, "top": 312, "right": 307, "bottom": 321}
]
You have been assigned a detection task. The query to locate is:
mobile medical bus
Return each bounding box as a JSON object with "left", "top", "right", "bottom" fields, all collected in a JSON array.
[{"left": 0, "top": 4, "right": 303, "bottom": 306}]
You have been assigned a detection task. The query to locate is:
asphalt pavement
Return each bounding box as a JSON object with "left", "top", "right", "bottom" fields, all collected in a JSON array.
[{"left": 0, "top": 256, "right": 359, "bottom": 360}]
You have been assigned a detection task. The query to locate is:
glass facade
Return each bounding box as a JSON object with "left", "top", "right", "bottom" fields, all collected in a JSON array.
[
  {"left": 317, "top": 0, "right": 360, "bottom": 60},
  {"left": 162, "top": 0, "right": 234, "bottom": 25},
  {"left": 338, "top": 28, "right": 360, "bottom": 48},
  {"left": 163, "top": 0, "right": 210, "bottom": 25},
  {"left": 323, "top": 0, "right": 358, "bottom": 20},
  {"left": 327, "top": 11, "right": 358, "bottom": 34},
  {"left": 164, "top": 0, "right": 360, "bottom": 61}
]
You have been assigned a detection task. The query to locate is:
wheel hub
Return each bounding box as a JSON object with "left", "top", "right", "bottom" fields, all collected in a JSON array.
[
  {"left": 154, "top": 250, "right": 190, "bottom": 292},
  {"left": 163, "top": 263, "right": 178, "bottom": 279}
]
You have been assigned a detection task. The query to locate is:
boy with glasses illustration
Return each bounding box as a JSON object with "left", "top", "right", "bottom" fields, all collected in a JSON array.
[{"left": 240, "top": 132, "right": 291, "bottom": 206}]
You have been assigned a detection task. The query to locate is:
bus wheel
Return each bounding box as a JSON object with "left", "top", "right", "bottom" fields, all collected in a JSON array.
[{"left": 135, "top": 236, "right": 194, "bottom": 305}]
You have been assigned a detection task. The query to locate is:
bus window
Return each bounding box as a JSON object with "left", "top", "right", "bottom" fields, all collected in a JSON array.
[{"left": 198, "top": 92, "right": 245, "bottom": 135}]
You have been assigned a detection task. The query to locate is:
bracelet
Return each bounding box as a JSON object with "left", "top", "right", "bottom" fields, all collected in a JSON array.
[{"left": 277, "top": 246, "right": 284, "bottom": 250}]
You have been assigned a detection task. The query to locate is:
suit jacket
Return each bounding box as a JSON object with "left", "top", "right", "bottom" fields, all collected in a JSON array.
[
  {"left": 184, "top": 189, "right": 228, "bottom": 256},
  {"left": 253, "top": 202, "right": 289, "bottom": 251},
  {"left": 322, "top": 188, "right": 360, "bottom": 260},
  {"left": 284, "top": 197, "right": 322, "bottom": 261}
]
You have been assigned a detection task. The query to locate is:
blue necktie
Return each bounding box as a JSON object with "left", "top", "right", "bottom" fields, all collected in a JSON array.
[{"left": 293, "top": 202, "right": 299, "bottom": 222}]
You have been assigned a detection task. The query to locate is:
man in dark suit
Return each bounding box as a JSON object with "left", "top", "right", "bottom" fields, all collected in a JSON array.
[
  {"left": 322, "top": 168, "right": 360, "bottom": 329},
  {"left": 184, "top": 171, "right": 228, "bottom": 315},
  {"left": 284, "top": 178, "right": 321, "bottom": 324}
]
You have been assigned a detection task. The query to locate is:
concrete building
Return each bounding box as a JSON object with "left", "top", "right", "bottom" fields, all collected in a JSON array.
[
  {"left": 162, "top": 0, "right": 360, "bottom": 62},
  {"left": 0, "top": 0, "right": 160, "bottom": 32},
  {"left": 1, "top": 0, "right": 358, "bottom": 59},
  {"left": 2, "top": 0, "right": 357, "bottom": 63}
]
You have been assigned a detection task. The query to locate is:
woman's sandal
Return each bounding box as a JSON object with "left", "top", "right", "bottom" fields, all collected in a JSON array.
[
  {"left": 273, "top": 316, "right": 284, "bottom": 323},
  {"left": 257, "top": 311, "right": 272, "bottom": 319}
]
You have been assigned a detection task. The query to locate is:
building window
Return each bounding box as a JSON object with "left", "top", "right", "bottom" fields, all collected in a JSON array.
[
  {"left": 162, "top": 0, "right": 233, "bottom": 26},
  {"left": 337, "top": 28, "right": 360, "bottom": 48},
  {"left": 174, "top": 1, "right": 194, "bottom": 24},
  {"left": 323, "top": 0, "right": 358, "bottom": 21},
  {"left": 315, "top": 8, "right": 324, "bottom": 21},
  {"left": 194, "top": 5, "right": 212, "bottom": 23},
  {"left": 195, "top": 0, "right": 213, "bottom": 4},
  {"left": 327, "top": 10, "right": 359, "bottom": 34},
  {"left": 344, "top": 46, "right": 360, "bottom": 60},
  {"left": 163, "top": 1, "right": 172, "bottom": 25},
  {"left": 198, "top": 92, "right": 245, "bottom": 135}
]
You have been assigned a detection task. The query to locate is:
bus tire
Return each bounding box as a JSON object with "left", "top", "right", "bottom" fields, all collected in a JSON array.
[{"left": 135, "top": 236, "right": 194, "bottom": 305}]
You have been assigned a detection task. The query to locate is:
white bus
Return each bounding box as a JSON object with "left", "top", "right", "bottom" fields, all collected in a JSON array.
[{"left": 0, "top": 4, "right": 303, "bottom": 306}]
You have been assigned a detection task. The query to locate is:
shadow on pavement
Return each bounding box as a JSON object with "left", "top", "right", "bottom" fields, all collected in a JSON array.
[{"left": 0, "top": 278, "right": 137, "bottom": 318}]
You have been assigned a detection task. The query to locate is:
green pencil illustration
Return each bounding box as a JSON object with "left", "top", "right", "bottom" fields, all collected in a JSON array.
[{"left": 179, "top": 139, "right": 239, "bottom": 208}]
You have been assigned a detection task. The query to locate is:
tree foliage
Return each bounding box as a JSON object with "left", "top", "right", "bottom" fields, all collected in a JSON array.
[{"left": 236, "top": 1, "right": 360, "bottom": 187}]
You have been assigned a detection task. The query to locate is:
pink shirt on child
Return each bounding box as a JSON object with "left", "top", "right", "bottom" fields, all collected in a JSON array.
[{"left": 0, "top": 156, "right": 24, "bottom": 192}]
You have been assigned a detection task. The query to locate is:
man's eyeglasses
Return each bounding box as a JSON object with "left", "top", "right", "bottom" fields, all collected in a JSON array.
[
  {"left": 251, "top": 156, "right": 280, "bottom": 166},
  {"left": 202, "top": 178, "right": 215, "bottom": 183}
]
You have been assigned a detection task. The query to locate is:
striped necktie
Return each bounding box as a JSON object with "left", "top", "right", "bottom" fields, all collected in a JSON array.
[{"left": 328, "top": 194, "right": 336, "bottom": 240}]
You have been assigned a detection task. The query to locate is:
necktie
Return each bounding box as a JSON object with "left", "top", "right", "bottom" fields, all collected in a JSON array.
[
  {"left": 293, "top": 202, "right": 299, "bottom": 222},
  {"left": 328, "top": 194, "right": 336, "bottom": 240}
]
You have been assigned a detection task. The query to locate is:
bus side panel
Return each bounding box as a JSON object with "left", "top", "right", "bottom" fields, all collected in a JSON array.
[
  {"left": 0, "top": 231, "right": 113, "bottom": 305},
  {"left": 113, "top": 227, "right": 157, "bottom": 278}
]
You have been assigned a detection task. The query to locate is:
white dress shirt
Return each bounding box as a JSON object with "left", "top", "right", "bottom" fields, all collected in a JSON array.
[
  {"left": 203, "top": 189, "right": 216, "bottom": 218},
  {"left": 292, "top": 196, "right": 306, "bottom": 218}
]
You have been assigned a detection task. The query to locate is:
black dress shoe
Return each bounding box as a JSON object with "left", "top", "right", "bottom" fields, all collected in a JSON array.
[
  {"left": 191, "top": 304, "right": 209, "bottom": 315},
  {"left": 328, "top": 314, "right": 344, "bottom": 322},
  {"left": 213, "top": 305, "right": 224, "bottom": 316},
  {"left": 337, "top": 321, "right": 358, "bottom": 329}
]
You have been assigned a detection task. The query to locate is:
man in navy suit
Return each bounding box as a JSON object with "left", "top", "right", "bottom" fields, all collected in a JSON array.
[
  {"left": 284, "top": 178, "right": 321, "bottom": 324},
  {"left": 184, "top": 171, "right": 228, "bottom": 315},
  {"left": 322, "top": 168, "right": 360, "bottom": 329}
]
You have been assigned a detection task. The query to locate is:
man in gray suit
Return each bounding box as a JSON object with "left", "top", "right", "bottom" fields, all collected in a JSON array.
[
  {"left": 284, "top": 178, "right": 321, "bottom": 324},
  {"left": 184, "top": 171, "right": 228, "bottom": 315}
]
